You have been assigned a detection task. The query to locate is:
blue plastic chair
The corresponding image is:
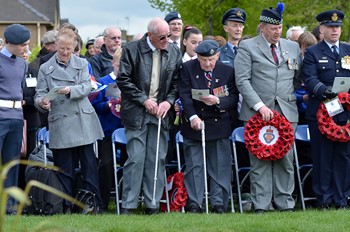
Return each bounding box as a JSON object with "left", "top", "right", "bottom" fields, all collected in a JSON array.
[
  {"left": 231, "top": 127, "right": 251, "bottom": 213},
  {"left": 293, "top": 124, "right": 314, "bottom": 210},
  {"left": 111, "top": 128, "right": 170, "bottom": 214}
]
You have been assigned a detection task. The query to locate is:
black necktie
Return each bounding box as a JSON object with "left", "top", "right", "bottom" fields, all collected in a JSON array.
[
  {"left": 11, "top": 54, "right": 16, "bottom": 59},
  {"left": 270, "top": 44, "right": 279, "bottom": 65},
  {"left": 233, "top": 46, "right": 238, "bottom": 56},
  {"left": 332, "top": 45, "right": 339, "bottom": 59}
]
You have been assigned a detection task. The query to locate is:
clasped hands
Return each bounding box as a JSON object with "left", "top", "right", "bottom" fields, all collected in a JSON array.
[{"left": 144, "top": 99, "right": 171, "bottom": 118}]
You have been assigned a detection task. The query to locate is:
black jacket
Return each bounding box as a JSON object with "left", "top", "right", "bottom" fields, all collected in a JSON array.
[
  {"left": 90, "top": 44, "right": 113, "bottom": 80},
  {"left": 118, "top": 34, "right": 182, "bottom": 130}
]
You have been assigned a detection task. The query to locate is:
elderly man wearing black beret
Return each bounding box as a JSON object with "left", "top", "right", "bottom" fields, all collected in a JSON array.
[
  {"left": 179, "top": 40, "right": 239, "bottom": 213},
  {"left": 0, "top": 23, "right": 31, "bottom": 214}
]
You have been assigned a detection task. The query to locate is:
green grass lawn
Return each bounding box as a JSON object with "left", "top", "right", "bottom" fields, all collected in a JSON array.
[{"left": 4, "top": 209, "right": 350, "bottom": 232}]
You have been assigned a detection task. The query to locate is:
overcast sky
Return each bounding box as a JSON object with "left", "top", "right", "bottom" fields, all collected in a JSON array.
[{"left": 60, "top": 0, "right": 164, "bottom": 42}]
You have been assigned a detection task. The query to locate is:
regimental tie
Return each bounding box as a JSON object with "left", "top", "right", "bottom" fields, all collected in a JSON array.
[
  {"left": 270, "top": 44, "right": 279, "bottom": 65},
  {"left": 205, "top": 72, "right": 212, "bottom": 89},
  {"left": 332, "top": 45, "right": 339, "bottom": 59}
]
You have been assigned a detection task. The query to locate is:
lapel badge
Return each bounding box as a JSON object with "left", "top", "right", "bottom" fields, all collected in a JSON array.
[
  {"left": 195, "top": 75, "right": 199, "bottom": 79},
  {"left": 215, "top": 79, "right": 219, "bottom": 83}
]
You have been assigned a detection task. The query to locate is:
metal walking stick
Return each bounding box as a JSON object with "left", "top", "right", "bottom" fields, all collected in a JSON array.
[
  {"left": 152, "top": 117, "right": 162, "bottom": 206},
  {"left": 201, "top": 122, "right": 209, "bottom": 214}
]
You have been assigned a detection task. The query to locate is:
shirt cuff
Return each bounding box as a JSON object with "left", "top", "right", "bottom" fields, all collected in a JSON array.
[
  {"left": 189, "top": 114, "right": 199, "bottom": 122},
  {"left": 252, "top": 102, "right": 265, "bottom": 111}
]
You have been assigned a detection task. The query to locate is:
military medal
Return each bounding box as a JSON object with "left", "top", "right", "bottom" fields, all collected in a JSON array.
[
  {"left": 213, "top": 85, "right": 229, "bottom": 97},
  {"left": 341, "top": 55, "right": 350, "bottom": 70}
]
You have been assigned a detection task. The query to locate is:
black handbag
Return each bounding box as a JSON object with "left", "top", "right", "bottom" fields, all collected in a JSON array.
[{"left": 72, "top": 189, "right": 98, "bottom": 214}]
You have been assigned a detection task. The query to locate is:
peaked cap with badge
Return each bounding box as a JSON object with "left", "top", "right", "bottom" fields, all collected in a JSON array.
[
  {"left": 221, "top": 8, "right": 246, "bottom": 24},
  {"left": 316, "top": 9, "right": 344, "bottom": 26}
]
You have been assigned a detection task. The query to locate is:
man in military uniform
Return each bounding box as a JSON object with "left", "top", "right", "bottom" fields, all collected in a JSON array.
[{"left": 302, "top": 9, "right": 350, "bottom": 209}]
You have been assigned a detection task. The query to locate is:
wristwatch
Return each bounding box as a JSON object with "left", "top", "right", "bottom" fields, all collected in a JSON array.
[{"left": 216, "top": 97, "right": 220, "bottom": 105}]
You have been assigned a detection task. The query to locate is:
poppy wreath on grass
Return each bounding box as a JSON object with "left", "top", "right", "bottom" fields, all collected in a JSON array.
[
  {"left": 160, "top": 172, "right": 188, "bottom": 212},
  {"left": 244, "top": 111, "right": 295, "bottom": 161},
  {"left": 316, "top": 92, "right": 350, "bottom": 142}
]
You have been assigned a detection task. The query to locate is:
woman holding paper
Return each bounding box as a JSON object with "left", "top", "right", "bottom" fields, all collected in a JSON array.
[{"left": 34, "top": 28, "right": 104, "bottom": 213}]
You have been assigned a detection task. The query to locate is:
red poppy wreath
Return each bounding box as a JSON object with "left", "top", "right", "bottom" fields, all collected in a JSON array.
[
  {"left": 244, "top": 111, "right": 295, "bottom": 161},
  {"left": 316, "top": 92, "right": 350, "bottom": 142},
  {"left": 160, "top": 172, "right": 188, "bottom": 212}
]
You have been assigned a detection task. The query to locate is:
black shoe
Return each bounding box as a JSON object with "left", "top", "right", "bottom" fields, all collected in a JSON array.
[
  {"left": 319, "top": 204, "right": 330, "bottom": 211},
  {"left": 336, "top": 205, "right": 348, "bottom": 210},
  {"left": 186, "top": 202, "right": 202, "bottom": 213},
  {"left": 212, "top": 205, "right": 225, "bottom": 214},
  {"left": 64, "top": 206, "right": 72, "bottom": 214},
  {"left": 281, "top": 208, "right": 294, "bottom": 212},
  {"left": 255, "top": 209, "right": 266, "bottom": 214},
  {"left": 144, "top": 208, "right": 159, "bottom": 215},
  {"left": 120, "top": 208, "right": 132, "bottom": 215}
]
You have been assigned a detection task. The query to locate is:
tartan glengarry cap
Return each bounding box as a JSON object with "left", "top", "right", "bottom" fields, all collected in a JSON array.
[
  {"left": 4, "top": 24, "right": 31, "bottom": 45},
  {"left": 195, "top": 40, "right": 219, "bottom": 57},
  {"left": 164, "top": 11, "right": 182, "bottom": 23},
  {"left": 222, "top": 8, "right": 246, "bottom": 24},
  {"left": 260, "top": 2, "right": 284, "bottom": 25},
  {"left": 316, "top": 10, "right": 344, "bottom": 26}
]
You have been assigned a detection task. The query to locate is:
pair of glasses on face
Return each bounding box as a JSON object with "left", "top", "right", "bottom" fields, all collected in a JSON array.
[
  {"left": 154, "top": 33, "right": 172, "bottom": 41},
  {"left": 108, "top": 36, "right": 121, "bottom": 41}
]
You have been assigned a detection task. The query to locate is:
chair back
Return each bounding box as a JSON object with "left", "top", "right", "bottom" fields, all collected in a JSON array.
[
  {"left": 295, "top": 125, "right": 310, "bottom": 142},
  {"left": 112, "top": 128, "right": 127, "bottom": 145},
  {"left": 231, "top": 127, "right": 245, "bottom": 143},
  {"left": 36, "top": 127, "right": 48, "bottom": 145}
]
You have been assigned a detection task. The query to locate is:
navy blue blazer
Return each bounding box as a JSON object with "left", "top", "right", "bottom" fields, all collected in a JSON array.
[
  {"left": 302, "top": 41, "right": 350, "bottom": 121},
  {"left": 179, "top": 59, "right": 239, "bottom": 141},
  {"left": 218, "top": 43, "right": 236, "bottom": 68}
]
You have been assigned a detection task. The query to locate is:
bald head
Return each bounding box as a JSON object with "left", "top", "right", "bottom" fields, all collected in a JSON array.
[{"left": 147, "top": 17, "right": 169, "bottom": 35}]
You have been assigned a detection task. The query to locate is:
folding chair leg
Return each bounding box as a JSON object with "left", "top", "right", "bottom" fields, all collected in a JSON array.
[
  {"left": 112, "top": 142, "right": 120, "bottom": 214},
  {"left": 229, "top": 186, "right": 235, "bottom": 213},
  {"left": 164, "top": 171, "right": 170, "bottom": 213},
  {"left": 293, "top": 143, "right": 306, "bottom": 210}
]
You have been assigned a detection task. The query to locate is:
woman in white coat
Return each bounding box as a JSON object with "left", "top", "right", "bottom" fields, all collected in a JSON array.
[{"left": 35, "top": 28, "right": 104, "bottom": 213}]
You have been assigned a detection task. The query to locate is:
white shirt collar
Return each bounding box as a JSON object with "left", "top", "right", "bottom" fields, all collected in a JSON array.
[
  {"left": 324, "top": 40, "right": 340, "bottom": 50},
  {"left": 146, "top": 36, "right": 157, "bottom": 51}
]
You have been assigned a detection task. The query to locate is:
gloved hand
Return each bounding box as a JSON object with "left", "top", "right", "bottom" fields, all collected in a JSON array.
[{"left": 323, "top": 87, "right": 338, "bottom": 100}]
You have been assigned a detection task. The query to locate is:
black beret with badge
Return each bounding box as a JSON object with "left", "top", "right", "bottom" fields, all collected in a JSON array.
[
  {"left": 4, "top": 24, "right": 31, "bottom": 45},
  {"left": 222, "top": 8, "right": 246, "bottom": 24},
  {"left": 164, "top": 11, "right": 182, "bottom": 23},
  {"left": 195, "top": 40, "right": 219, "bottom": 57},
  {"left": 316, "top": 9, "right": 344, "bottom": 26},
  {"left": 260, "top": 2, "right": 284, "bottom": 25}
]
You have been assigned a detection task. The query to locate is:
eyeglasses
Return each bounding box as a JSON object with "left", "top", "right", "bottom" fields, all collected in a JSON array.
[
  {"left": 108, "top": 36, "right": 121, "bottom": 41},
  {"left": 153, "top": 33, "right": 172, "bottom": 41}
]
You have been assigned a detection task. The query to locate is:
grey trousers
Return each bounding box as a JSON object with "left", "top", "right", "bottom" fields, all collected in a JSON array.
[
  {"left": 249, "top": 122, "right": 297, "bottom": 210},
  {"left": 122, "top": 114, "right": 168, "bottom": 209},
  {"left": 183, "top": 137, "right": 232, "bottom": 210}
]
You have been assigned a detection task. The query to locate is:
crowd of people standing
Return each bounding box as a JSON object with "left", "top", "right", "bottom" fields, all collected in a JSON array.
[{"left": 1, "top": 2, "right": 350, "bottom": 216}]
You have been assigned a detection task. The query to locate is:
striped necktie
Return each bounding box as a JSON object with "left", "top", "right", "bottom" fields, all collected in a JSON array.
[
  {"left": 270, "top": 44, "right": 279, "bottom": 65},
  {"left": 205, "top": 72, "right": 212, "bottom": 89}
]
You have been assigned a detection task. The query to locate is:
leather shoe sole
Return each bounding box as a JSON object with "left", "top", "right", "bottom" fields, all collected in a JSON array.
[
  {"left": 144, "top": 208, "right": 159, "bottom": 215},
  {"left": 212, "top": 205, "right": 225, "bottom": 214}
]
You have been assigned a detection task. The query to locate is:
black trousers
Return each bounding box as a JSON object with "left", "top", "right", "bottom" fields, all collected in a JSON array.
[{"left": 53, "top": 143, "right": 102, "bottom": 207}]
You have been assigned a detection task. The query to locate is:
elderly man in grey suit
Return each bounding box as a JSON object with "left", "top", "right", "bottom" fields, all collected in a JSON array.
[{"left": 234, "top": 3, "right": 301, "bottom": 213}]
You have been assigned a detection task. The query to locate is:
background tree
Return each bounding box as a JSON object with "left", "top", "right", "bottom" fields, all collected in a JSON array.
[{"left": 148, "top": 0, "right": 350, "bottom": 41}]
